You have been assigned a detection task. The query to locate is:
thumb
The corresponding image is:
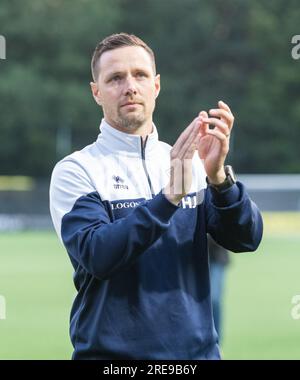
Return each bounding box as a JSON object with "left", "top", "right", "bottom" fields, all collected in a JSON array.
[
  {"left": 198, "top": 110, "right": 209, "bottom": 136},
  {"left": 199, "top": 110, "right": 208, "bottom": 118}
]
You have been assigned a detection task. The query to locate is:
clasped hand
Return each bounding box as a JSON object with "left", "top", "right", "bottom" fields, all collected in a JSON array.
[{"left": 163, "top": 100, "right": 234, "bottom": 205}]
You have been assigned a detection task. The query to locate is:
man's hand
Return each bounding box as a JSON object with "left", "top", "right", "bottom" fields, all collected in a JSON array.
[
  {"left": 163, "top": 118, "right": 201, "bottom": 205},
  {"left": 198, "top": 100, "right": 234, "bottom": 185}
]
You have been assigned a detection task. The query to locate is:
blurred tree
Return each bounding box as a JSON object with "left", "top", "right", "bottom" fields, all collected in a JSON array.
[
  {"left": 0, "top": 0, "right": 121, "bottom": 177},
  {"left": 118, "top": 0, "right": 300, "bottom": 173},
  {"left": 237, "top": 0, "right": 300, "bottom": 172},
  {"left": 0, "top": 0, "right": 299, "bottom": 176}
]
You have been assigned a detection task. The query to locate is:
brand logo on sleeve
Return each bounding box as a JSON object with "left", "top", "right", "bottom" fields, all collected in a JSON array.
[{"left": 180, "top": 190, "right": 205, "bottom": 208}]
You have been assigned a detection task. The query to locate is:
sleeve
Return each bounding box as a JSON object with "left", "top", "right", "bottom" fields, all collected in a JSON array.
[
  {"left": 49, "top": 159, "right": 179, "bottom": 280},
  {"left": 205, "top": 181, "right": 263, "bottom": 253}
]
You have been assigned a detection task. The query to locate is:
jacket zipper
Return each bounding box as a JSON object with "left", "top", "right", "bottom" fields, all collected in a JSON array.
[{"left": 140, "top": 136, "right": 155, "bottom": 198}]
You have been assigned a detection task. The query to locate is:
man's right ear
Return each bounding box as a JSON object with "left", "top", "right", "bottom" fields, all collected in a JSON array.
[{"left": 90, "top": 82, "right": 102, "bottom": 106}]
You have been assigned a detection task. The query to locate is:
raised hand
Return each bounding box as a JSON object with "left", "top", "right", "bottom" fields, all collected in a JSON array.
[
  {"left": 163, "top": 117, "right": 201, "bottom": 205},
  {"left": 198, "top": 100, "right": 234, "bottom": 185}
]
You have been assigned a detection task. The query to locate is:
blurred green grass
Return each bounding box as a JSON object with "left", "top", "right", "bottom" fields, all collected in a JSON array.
[
  {"left": 0, "top": 232, "right": 74, "bottom": 359},
  {"left": 222, "top": 212, "right": 300, "bottom": 359},
  {"left": 0, "top": 212, "right": 299, "bottom": 359}
]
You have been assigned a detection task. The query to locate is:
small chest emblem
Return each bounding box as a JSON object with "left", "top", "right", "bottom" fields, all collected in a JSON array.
[{"left": 112, "top": 175, "right": 129, "bottom": 190}]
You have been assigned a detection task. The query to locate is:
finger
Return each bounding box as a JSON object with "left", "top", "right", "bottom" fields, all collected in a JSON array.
[
  {"left": 205, "top": 128, "right": 229, "bottom": 142},
  {"left": 172, "top": 117, "right": 199, "bottom": 156},
  {"left": 199, "top": 110, "right": 208, "bottom": 118},
  {"left": 199, "top": 119, "right": 209, "bottom": 137},
  {"left": 185, "top": 134, "right": 200, "bottom": 159},
  {"left": 180, "top": 117, "right": 200, "bottom": 140},
  {"left": 218, "top": 100, "right": 232, "bottom": 114},
  {"left": 202, "top": 117, "right": 230, "bottom": 137},
  {"left": 179, "top": 120, "right": 201, "bottom": 159},
  {"left": 198, "top": 111, "right": 209, "bottom": 137},
  {"left": 177, "top": 119, "right": 200, "bottom": 157},
  {"left": 208, "top": 108, "right": 234, "bottom": 127}
]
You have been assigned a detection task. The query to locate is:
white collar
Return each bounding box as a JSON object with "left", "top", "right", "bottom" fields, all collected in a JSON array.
[{"left": 97, "top": 119, "right": 159, "bottom": 156}]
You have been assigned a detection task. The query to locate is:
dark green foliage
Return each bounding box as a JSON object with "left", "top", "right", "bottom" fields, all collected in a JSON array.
[{"left": 0, "top": 0, "right": 299, "bottom": 176}]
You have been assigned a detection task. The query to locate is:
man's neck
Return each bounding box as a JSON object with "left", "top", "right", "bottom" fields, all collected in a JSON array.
[{"left": 105, "top": 118, "right": 153, "bottom": 139}]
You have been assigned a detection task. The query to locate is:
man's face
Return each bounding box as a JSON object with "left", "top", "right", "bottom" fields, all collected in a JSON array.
[{"left": 91, "top": 46, "right": 160, "bottom": 132}]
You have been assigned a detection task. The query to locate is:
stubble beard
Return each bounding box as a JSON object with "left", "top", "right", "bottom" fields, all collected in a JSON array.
[{"left": 116, "top": 106, "right": 147, "bottom": 131}]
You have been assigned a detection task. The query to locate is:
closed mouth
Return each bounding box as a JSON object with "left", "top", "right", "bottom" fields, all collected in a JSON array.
[{"left": 121, "top": 102, "right": 141, "bottom": 107}]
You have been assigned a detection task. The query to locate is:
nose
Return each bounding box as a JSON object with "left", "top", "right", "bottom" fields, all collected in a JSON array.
[{"left": 124, "top": 76, "right": 137, "bottom": 96}]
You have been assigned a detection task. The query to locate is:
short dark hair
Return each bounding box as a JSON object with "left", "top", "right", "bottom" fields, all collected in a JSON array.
[{"left": 91, "top": 33, "right": 156, "bottom": 81}]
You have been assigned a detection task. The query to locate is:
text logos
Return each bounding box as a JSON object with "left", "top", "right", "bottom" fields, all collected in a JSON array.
[
  {"left": 0, "top": 295, "right": 6, "bottom": 320},
  {"left": 291, "top": 295, "right": 300, "bottom": 319}
]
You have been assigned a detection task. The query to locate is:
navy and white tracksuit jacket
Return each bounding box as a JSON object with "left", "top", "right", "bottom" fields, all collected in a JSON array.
[{"left": 49, "top": 119, "right": 263, "bottom": 360}]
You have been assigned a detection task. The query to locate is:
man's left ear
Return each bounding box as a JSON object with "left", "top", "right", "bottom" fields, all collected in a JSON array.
[
  {"left": 155, "top": 74, "right": 161, "bottom": 98},
  {"left": 90, "top": 81, "right": 102, "bottom": 106}
]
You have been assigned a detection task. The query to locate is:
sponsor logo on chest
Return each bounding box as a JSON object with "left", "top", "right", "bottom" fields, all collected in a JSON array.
[
  {"left": 111, "top": 200, "right": 142, "bottom": 210},
  {"left": 112, "top": 175, "right": 129, "bottom": 190}
]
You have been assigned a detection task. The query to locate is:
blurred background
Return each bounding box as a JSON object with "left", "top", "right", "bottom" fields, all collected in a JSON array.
[{"left": 0, "top": 0, "right": 300, "bottom": 359}]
